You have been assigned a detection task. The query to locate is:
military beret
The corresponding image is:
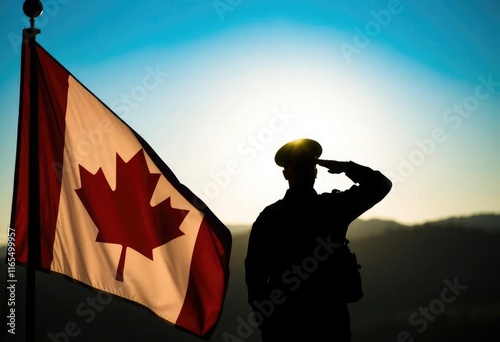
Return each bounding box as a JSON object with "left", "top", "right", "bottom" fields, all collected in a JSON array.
[{"left": 274, "top": 138, "right": 322, "bottom": 167}]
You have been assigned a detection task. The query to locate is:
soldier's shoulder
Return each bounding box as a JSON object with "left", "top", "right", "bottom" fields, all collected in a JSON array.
[{"left": 258, "top": 199, "right": 285, "bottom": 217}]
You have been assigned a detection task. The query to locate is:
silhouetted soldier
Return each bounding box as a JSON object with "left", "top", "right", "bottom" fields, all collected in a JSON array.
[{"left": 245, "top": 138, "right": 392, "bottom": 341}]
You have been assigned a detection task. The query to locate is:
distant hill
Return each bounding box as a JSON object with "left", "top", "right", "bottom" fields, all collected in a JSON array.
[
  {"left": 416, "top": 213, "right": 500, "bottom": 231},
  {"left": 345, "top": 218, "right": 407, "bottom": 240},
  {"left": 1, "top": 213, "right": 500, "bottom": 341},
  {"left": 346, "top": 222, "right": 500, "bottom": 342}
]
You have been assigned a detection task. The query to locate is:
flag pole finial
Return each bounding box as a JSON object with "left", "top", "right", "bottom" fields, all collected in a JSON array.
[{"left": 23, "top": 0, "right": 43, "bottom": 37}]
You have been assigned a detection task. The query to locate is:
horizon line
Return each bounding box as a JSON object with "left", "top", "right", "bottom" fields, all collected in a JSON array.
[{"left": 223, "top": 211, "right": 500, "bottom": 229}]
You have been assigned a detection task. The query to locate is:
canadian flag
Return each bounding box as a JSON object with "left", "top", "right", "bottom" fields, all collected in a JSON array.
[{"left": 11, "top": 38, "right": 232, "bottom": 338}]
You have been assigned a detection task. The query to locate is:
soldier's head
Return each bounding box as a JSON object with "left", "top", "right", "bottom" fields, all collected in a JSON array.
[{"left": 275, "top": 138, "right": 322, "bottom": 191}]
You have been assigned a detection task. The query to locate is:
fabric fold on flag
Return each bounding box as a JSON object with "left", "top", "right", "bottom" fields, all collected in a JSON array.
[{"left": 11, "top": 38, "right": 232, "bottom": 339}]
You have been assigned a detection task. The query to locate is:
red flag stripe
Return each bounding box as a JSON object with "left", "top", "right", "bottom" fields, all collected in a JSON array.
[
  {"left": 176, "top": 216, "right": 231, "bottom": 336},
  {"left": 13, "top": 39, "right": 69, "bottom": 269}
]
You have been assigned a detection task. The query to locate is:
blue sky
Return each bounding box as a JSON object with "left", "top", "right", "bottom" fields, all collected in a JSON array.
[{"left": 1, "top": 0, "right": 499, "bottom": 243}]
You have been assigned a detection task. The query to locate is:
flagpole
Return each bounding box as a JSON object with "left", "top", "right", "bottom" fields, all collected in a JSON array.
[{"left": 22, "top": 1, "right": 43, "bottom": 341}]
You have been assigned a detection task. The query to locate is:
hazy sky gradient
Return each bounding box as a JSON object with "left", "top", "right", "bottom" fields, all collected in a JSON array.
[{"left": 1, "top": 0, "right": 499, "bottom": 244}]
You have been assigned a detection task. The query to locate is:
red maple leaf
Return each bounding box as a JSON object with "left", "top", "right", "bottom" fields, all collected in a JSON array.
[{"left": 75, "top": 149, "right": 188, "bottom": 282}]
